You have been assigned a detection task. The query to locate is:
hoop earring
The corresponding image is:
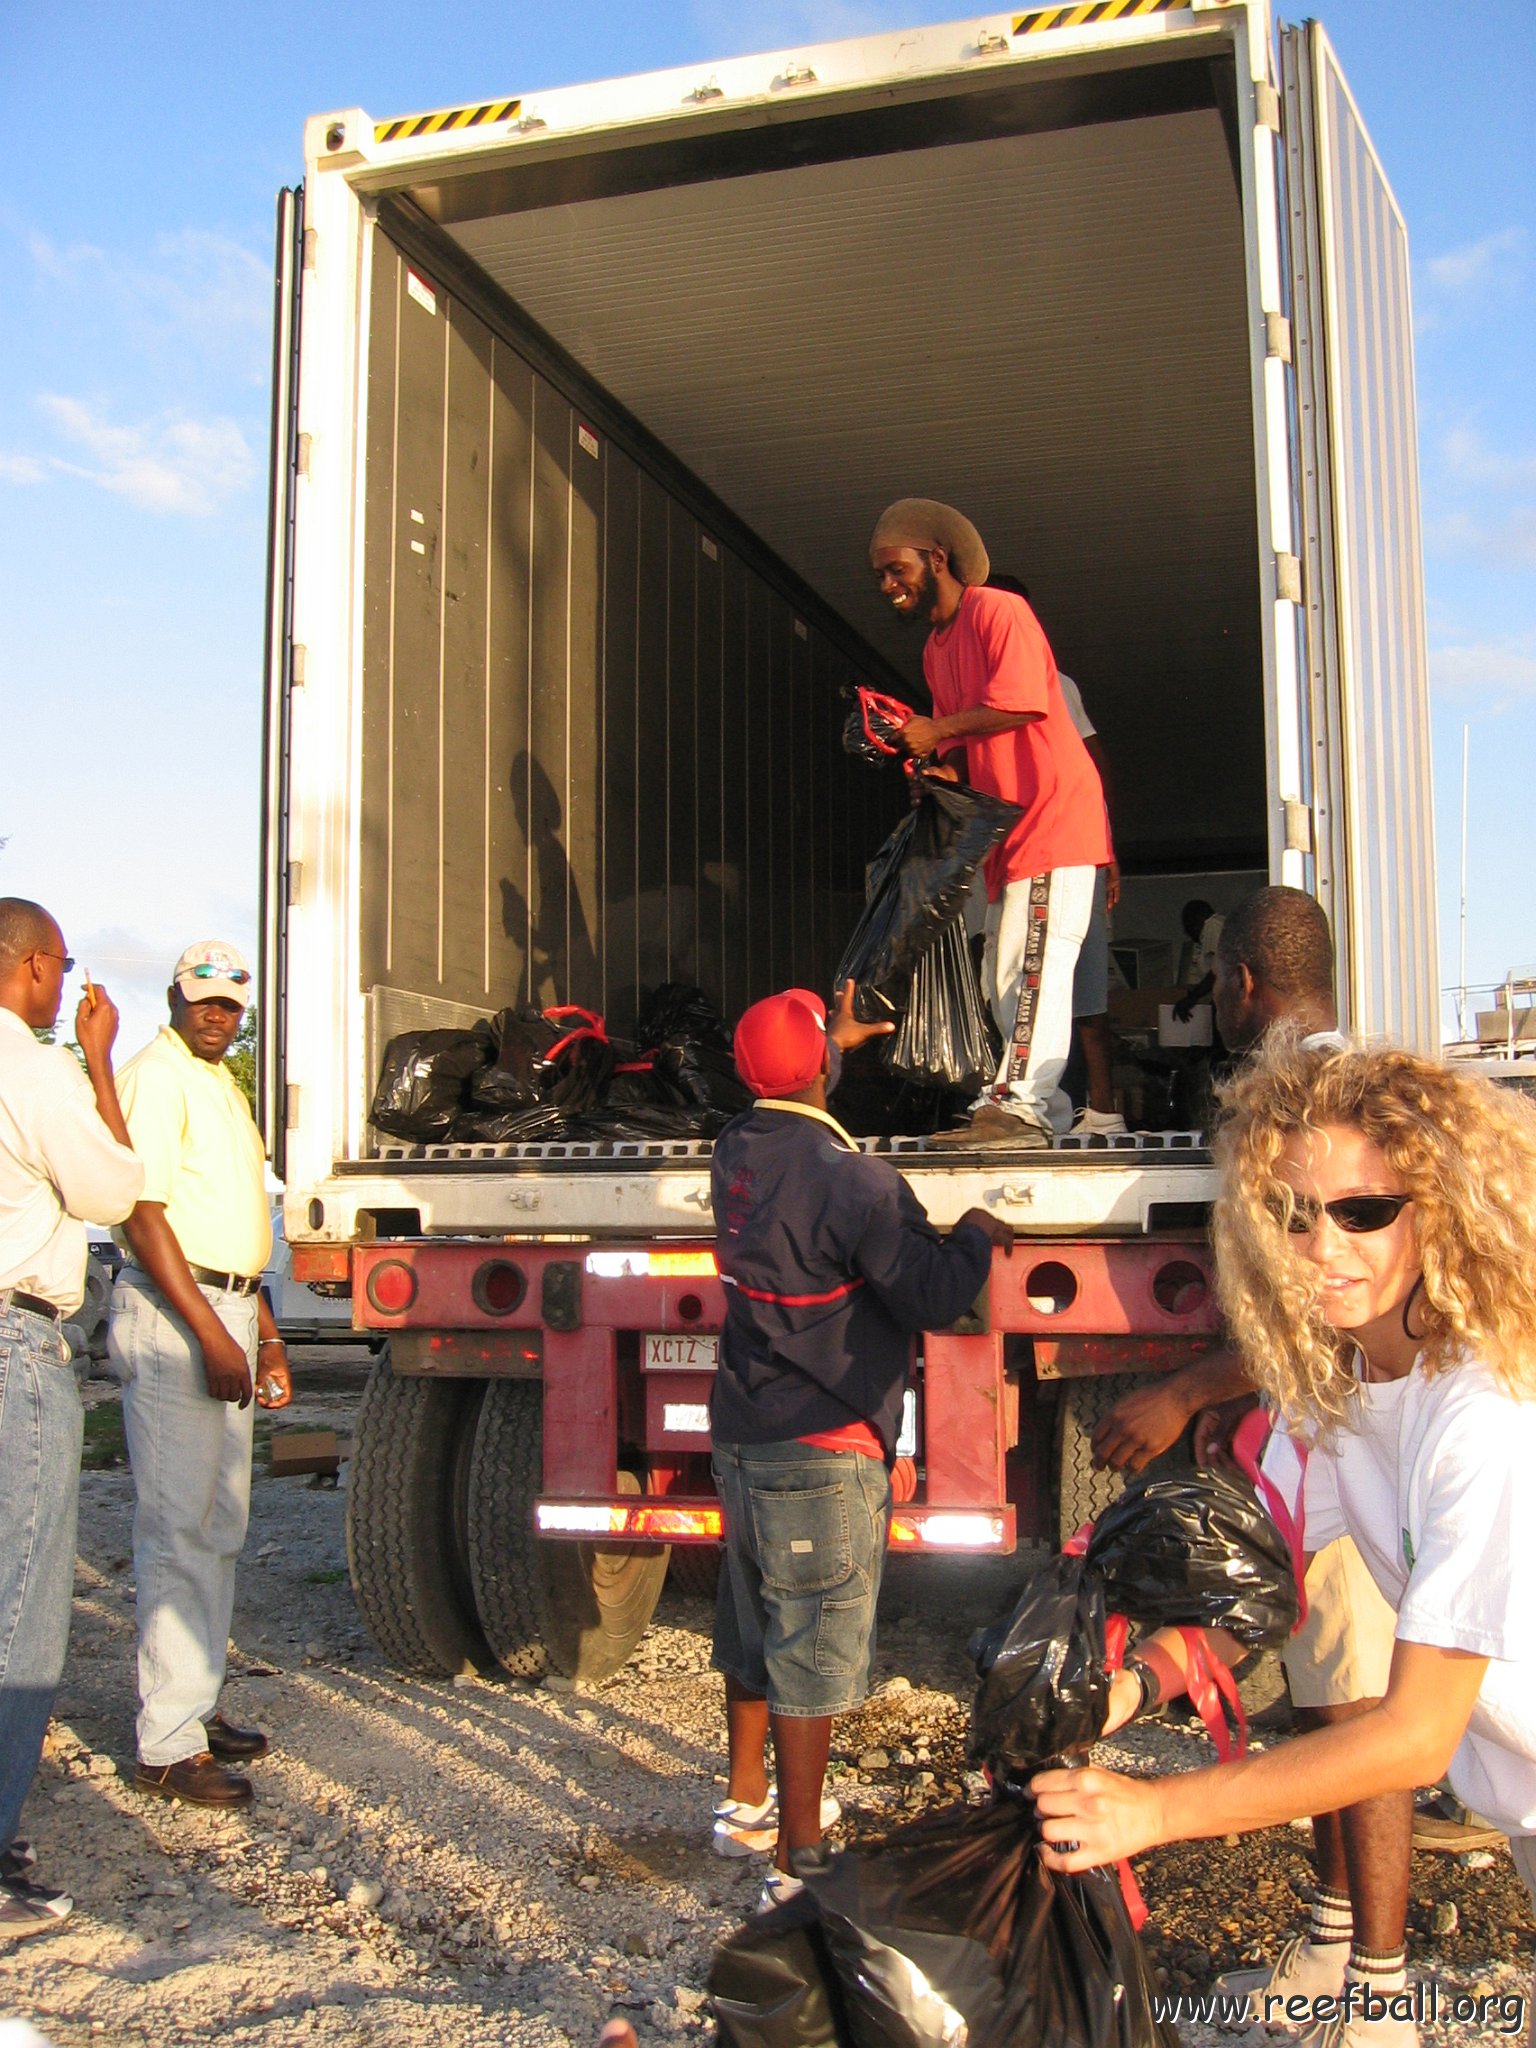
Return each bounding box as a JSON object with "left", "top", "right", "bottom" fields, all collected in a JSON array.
[{"left": 1401, "top": 1273, "right": 1426, "bottom": 1344}]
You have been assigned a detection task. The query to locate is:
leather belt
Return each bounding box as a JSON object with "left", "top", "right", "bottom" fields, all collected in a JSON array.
[
  {"left": 187, "top": 1264, "right": 263, "bottom": 1296},
  {"left": 0, "top": 1289, "right": 64, "bottom": 1325}
]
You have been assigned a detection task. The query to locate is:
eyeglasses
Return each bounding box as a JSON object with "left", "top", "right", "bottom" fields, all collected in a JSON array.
[
  {"left": 30, "top": 950, "right": 75, "bottom": 973},
  {"left": 1271, "top": 1192, "right": 1413, "bottom": 1236},
  {"left": 187, "top": 962, "right": 252, "bottom": 985}
]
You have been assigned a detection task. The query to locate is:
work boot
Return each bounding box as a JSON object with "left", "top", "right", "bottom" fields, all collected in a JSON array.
[
  {"left": 135, "top": 1752, "right": 254, "bottom": 1808},
  {"left": 1210, "top": 1934, "right": 1347, "bottom": 2029},
  {"left": 1410, "top": 1790, "right": 1504, "bottom": 1853},
  {"left": 206, "top": 1713, "right": 270, "bottom": 1763},
  {"left": 926, "top": 1105, "right": 1051, "bottom": 1150}
]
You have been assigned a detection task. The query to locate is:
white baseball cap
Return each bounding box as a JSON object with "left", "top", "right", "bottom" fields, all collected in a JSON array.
[{"left": 173, "top": 940, "right": 253, "bottom": 1007}]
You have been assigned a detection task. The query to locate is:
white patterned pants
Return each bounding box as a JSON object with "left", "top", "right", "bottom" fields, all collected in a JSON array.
[{"left": 973, "top": 864, "right": 1096, "bottom": 1135}]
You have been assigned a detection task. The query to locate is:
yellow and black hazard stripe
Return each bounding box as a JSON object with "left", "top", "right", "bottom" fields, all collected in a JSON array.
[
  {"left": 1013, "top": 0, "right": 1184, "bottom": 33},
  {"left": 374, "top": 98, "right": 522, "bottom": 145}
]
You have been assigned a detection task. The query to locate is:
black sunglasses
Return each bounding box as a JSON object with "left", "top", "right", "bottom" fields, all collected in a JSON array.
[
  {"left": 31, "top": 949, "right": 75, "bottom": 973},
  {"left": 1271, "top": 1192, "right": 1413, "bottom": 1236}
]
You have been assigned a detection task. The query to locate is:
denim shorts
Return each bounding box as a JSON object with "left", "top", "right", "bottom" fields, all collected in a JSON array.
[{"left": 711, "top": 1439, "right": 892, "bottom": 1718}]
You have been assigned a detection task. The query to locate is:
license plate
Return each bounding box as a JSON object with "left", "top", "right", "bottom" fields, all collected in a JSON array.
[{"left": 644, "top": 1332, "right": 719, "bottom": 1371}]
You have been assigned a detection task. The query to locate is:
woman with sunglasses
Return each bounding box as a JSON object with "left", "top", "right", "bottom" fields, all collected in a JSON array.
[{"left": 1031, "top": 1035, "right": 1536, "bottom": 2040}]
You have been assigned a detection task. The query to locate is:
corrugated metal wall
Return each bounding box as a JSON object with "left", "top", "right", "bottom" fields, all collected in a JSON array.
[
  {"left": 1282, "top": 24, "right": 1438, "bottom": 1051},
  {"left": 359, "top": 230, "right": 900, "bottom": 1037}
]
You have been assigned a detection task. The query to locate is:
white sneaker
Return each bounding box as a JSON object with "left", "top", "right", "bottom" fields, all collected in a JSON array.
[
  {"left": 1209, "top": 1936, "right": 1348, "bottom": 2030},
  {"left": 711, "top": 1788, "right": 842, "bottom": 1858},
  {"left": 1297, "top": 2004, "right": 1418, "bottom": 2048},
  {"left": 1071, "top": 1107, "right": 1129, "bottom": 1137},
  {"left": 755, "top": 1867, "right": 805, "bottom": 1913}
]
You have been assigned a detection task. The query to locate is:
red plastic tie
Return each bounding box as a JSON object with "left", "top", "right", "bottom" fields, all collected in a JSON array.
[{"left": 1179, "top": 1625, "right": 1247, "bottom": 1761}]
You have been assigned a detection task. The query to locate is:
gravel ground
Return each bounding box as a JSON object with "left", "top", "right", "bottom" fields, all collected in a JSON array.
[{"left": 5, "top": 1350, "right": 1531, "bottom": 2046}]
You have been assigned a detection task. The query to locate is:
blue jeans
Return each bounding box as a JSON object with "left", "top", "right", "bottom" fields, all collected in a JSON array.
[
  {"left": 110, "top": 1272, "right": 257, "bottom": 1765},
  {"left": 0, "top": 1305, "right": 82, "bottom": 1849},
  {"left": 711, "top": 1440, "right": 891, "bottom": 1717}
]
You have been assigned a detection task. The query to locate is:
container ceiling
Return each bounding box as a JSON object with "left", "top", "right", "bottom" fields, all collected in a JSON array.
[{"left": 439, "top": 101, "right": 1263, "bottom": 859}]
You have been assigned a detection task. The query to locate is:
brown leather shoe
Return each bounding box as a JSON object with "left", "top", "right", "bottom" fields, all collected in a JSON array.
[
  {"left": 926, "top": 1105, "right": 1052, "bottom": 1150},
  {"left": 206, "top": 1713, "right": 269, "bottom": 1763},
  {"left": 135, "top": 1752, "right": 253, "bottom": 1808}
]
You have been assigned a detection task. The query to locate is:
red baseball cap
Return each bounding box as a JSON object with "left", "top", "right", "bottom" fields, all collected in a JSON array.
[{"left": 733, "top": 988, "right": 828, "bottom": 1098}]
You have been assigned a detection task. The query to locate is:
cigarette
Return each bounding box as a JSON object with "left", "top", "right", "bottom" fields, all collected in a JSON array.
[{"left": 83, "top": 975, "right": 97, "bottom": 1012}]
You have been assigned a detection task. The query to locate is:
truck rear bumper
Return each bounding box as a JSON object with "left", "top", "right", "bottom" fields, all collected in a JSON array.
[{"left": 534, "top": 1494, "right": 1016, "bottom": 1554}]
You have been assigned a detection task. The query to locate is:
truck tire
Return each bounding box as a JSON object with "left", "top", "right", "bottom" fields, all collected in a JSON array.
[
  {"left": 468, "top": 1380, "right": 670, "bottom": 1682},
  {"left": 1055, "top": 1371, "right": 1171, "bottom": 1548},
  {"left": 345, "top": 1359, "right": 492, "bottom": 1677}
]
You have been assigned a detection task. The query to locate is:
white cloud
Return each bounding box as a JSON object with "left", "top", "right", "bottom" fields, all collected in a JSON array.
[
  {"left": 0, "top": 452, "right": 46, "bottom": 484},
  {"left": 37, "top": 393, "right": 254, "bottom": 515},
  {"left": 25, "top": 226, "right": 270, "bottom": 387},
  {"left": 1430, "top": 637, "right": 1536, "bottom": 710},
  {"left": 1424, "top": 226, "right": 1527, "bottom": 298},
  {"left": 1427, "top": 505, "right": 1536, "bottom": 573},
  {"left": 1439, "top": 427, "right": 1536, "bottom": 493}
]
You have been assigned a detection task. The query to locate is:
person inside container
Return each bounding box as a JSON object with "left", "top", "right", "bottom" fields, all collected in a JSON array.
[
  {"left": 868, "top": 501, "right": 1112, "bottom": 1148},
  {"left": 1172, "top": 897, "right": 1224, "bottom": 1024},
  {"left": 708, "top": 981, "right": 1013, "bottom": 1908},
  {"left": 985, "top": 574, "right": 1125, "bottom": 1138},
  {"left": 1032, "top": 1038, "right": 1536, "bottom": 2048}
]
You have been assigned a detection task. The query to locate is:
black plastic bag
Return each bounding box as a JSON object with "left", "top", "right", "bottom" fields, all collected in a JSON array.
[
  {"left": 968, "top": 1554, "right": 1109, "bottom": 1775},
  {"left": 371, "top": 1030, "right": 493, "bottom": 1140},
  {"left": 710, "top": 1887, "right": 846, "bottom": 2048},
  {"left": 835, "top": 780, "right": 1022, "bottom": 1024},
  {"left": 468, "top": 1005, "right": 613, "bottom": 1118},
  {"left": 634, "top": 982, "right": 733, "bottom": 1052},
  {"left": 842, "top": 685, "right": 916, "bottom": 769},
  {"left": 888, "top": 916, "right": 998, "bottom": 1094},
  {"left": 1085, "top": 1467, "right": 1299, "bottom": 1650},
  {"left": 652, "top": 1037, "right": 753, "bottom": 1115},
  {"left": 721, "top": 1793, "right": 1176, "bottom": 2048},
  {"left": 450, "top": 1101, "right": 573, "bottom": 1146}
]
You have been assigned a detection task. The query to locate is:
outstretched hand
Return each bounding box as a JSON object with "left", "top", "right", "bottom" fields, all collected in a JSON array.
[{"left": 829, "top": 980, "right": 896, "bottom": 1054}]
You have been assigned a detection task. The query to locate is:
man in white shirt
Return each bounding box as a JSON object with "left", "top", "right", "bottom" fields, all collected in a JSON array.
[
  {"left": 111, "top": 942, "right": 292, "bottom": 1809},
  {"left": 0, "top": 897, "right": 143, "bottom": 1939}
]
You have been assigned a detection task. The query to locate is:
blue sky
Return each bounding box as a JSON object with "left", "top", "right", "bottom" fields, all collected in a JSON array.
[{"left": 2, "top": 0, "right": 1532, "bottom": 1056}]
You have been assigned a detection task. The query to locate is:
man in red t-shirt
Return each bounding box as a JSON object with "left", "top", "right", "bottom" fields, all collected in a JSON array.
[{"left": 869, "top": 499, "right": 1112, "bottom": 1146}]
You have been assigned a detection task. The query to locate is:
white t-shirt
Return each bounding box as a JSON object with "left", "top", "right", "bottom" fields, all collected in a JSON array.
[
  {"left": 1057, "top": 672, "right": 1095, "bottom": 742},
  {"left": 1303, "top": 1358, "right": 1536, "bottom": 1835}
]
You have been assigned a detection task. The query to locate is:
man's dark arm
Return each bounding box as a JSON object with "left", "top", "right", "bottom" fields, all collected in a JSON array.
[
  {"left": 122, "top": 1203, "right": 254, "bottom": 1406},
  {"left": 850, "top": 1190, "right": 1011, "bottom": 1333}
]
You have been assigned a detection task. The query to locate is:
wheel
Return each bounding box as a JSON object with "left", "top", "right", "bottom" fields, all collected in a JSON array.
[
  {"left": 345, "top": 1358, "right": 492, "bottom": 1676},
  {"left": 1054, "top": 1371, "right": 1175, "bottom": 1548},
  {"left": 467, "top": 1380, "right": 670, "bottom": 1683},
  {"left": 665, "top": 1544, "right": 722, "bottom": 1601}
]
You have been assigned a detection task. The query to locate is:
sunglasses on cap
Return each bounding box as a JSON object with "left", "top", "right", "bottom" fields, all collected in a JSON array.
[
  {"left": 187, "top": 962, "right": 252, "bottom": 985},
  {"left": 1270, "top": 1192, "right": 1413, "bottom": 1236}
]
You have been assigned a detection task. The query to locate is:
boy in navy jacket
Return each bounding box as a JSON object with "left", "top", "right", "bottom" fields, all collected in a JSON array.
[{"left": 708, "top": 983, "right": 1012, "bottom": 1906}]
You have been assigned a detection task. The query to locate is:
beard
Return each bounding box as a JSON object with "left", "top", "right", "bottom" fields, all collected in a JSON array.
[{"left": 895, "top": 557, "right": 940, "bottom": 625}]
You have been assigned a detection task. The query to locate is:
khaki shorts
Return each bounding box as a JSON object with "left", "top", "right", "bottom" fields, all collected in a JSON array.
[{"left": 1280, "top": 1535, "right": 1398, "bottom": 1708}]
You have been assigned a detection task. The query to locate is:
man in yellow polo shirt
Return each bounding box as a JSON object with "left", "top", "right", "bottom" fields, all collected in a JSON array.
[{"left": 109, "top": 941, "right": 293, "bottom": 1808}]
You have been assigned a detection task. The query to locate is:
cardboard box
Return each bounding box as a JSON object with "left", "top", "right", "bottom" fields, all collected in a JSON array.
[
  {"left": 1108, "top": 986, "right": 1187, "bottom": 1030},
  {"left": 269, "top": 1429, "right": 343, "bottom": 1479},
  {"left": 1158, "top": 1002, "right": 1213, "bottom": 1048}
]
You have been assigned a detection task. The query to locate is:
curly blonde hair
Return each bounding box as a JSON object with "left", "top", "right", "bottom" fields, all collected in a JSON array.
[{"left": 1211, "top": 1033, "right": 1536, "bottom": 1435}]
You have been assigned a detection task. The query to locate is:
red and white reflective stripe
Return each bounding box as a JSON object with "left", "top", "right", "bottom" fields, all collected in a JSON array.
[
  {"left": 727, "top": 1276, "right": 866, "bottom": 1308},
  {"left": 535, "top": 1499, "right": 1012, "bottom": 1551}
]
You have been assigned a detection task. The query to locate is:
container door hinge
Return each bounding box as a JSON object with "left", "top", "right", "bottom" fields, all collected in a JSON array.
[
  {"left": 1265, "top": 311, "right": 1293, "bottom": 363},
  {"left": 287, "top": 860, "right": 303, "bottom": 906},
  {"left": 296, "top": 433, "right": 313, "bottom": 479},
  {"left": 1254, "top": 81, "right": 1281, "bottom": 132},
  {"left": 1275, "top": 553, "right": 1303, "bottom": 603},
  {"left": 285, "top": 1084, "right": 301, "bottom": 1130},
  {"left": 291, "top": 644, "right": 306, "bottom": 686},
  {"left": 1283, "top": 800, "right": 1314, "bottom": 854},
  {"left": 303, "top": 227, "right": 318, "bottom": 272}
]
